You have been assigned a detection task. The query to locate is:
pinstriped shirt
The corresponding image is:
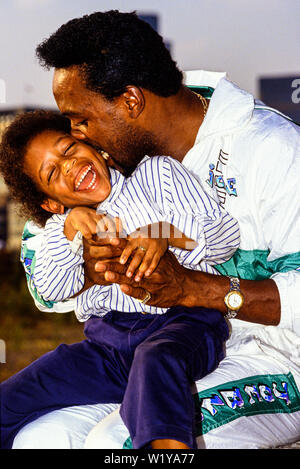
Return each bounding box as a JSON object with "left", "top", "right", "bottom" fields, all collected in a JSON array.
[{"left": 33, "top": 156, "right": 240, "bottom": 321}]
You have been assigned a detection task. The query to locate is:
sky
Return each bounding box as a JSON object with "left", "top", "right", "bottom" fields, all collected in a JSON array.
[{"left": 0, "top": 0, "right": 299, "bottom": 109}]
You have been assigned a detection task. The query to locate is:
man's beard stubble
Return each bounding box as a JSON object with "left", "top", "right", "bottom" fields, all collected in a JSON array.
[{"left": 110, "top": 119, "right": 161, "bottom": 177}]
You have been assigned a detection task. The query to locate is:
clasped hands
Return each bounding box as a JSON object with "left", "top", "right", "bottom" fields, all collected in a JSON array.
[{"left": 74, "top": 211, "right": 188, "bottom": 308}]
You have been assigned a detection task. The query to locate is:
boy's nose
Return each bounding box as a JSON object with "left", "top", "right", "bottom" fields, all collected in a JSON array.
[{"left": 61, "top": 158, "right": 76, "bottom": 175}]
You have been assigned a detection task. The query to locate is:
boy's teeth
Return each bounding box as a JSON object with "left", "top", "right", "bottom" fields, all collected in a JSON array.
[
  {"left": 76, "top": 165, "right": 96, "bottom": 190},
  {"left": 87, "top": 171, "right": 96, "bottom": 189}
]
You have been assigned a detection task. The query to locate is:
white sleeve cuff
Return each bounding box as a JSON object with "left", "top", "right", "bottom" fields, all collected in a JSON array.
[
  {"left": 271, "top": 271, "right": 300, "bottom": 336},
  {"left": 68, "top": 231, "right": 83, "bottom": 255}
]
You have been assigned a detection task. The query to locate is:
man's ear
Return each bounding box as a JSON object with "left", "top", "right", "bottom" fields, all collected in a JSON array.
[
  {"left": 122, "top": 86, "right": 145, "bottom": 118},
  {"left": 41, "top": 198, "right": 65, "bottom": 215}
]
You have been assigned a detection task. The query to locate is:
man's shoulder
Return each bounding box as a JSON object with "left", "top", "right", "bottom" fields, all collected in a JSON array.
[
  {"left": 252, "top": 104, "right": 300, "bottom": 139},
  {"left": 236, "top": 105, "right": 299, "bottom": 167},
  {"left": 231, "top": 107, "right": 300, "bottom": 199}
]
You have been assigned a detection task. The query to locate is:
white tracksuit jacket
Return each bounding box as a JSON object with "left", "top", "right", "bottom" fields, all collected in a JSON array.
[{"left": 183, "top": 70, "right": 300, "bottom": 335}]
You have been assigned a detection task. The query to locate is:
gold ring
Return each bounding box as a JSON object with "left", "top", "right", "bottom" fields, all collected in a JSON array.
[
  {"left": 138, "top": 290, "right": 151, "bottom": 304},
  {"left": 138, "top": 246, "right": 146, "bottom": 252}
]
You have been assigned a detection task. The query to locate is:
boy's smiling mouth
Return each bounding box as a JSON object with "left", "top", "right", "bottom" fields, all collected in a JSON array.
[{"left": 75, "top": 164, "right": 97, "bottom": 191}]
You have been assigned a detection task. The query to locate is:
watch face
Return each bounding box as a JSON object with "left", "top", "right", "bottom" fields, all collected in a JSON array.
[{"left": 228, "top": 291, "right": 243, "bottom": 310}]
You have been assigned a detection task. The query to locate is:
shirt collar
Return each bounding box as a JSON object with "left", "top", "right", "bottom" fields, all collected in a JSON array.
[{"left": 96, "top": 168, "right": 125, "bottom": 213}]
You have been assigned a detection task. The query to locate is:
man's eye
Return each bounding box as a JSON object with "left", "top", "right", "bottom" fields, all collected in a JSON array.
[{"left": 76, "top": 119, "right": 88, "bottom": 127}]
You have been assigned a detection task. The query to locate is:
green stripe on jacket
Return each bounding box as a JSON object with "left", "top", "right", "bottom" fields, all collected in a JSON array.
[{"left": 214, "top": 248, "right": 300, "bottom": 280}]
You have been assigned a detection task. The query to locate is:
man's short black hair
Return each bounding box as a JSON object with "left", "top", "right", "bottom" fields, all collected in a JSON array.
[
  {"left": 0, "top": 110, "right": 71, "bottom": 226},
  {"left": 36, "top": 10, "right": 183, "bottom": 99}
]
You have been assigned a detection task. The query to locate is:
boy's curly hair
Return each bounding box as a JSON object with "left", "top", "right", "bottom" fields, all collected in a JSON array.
[
  {"left": 0, "top": 110, "right": 71, "bottom": 226},
  {"left": 36, "top": 10, "right": 183, "bottom": 100}
]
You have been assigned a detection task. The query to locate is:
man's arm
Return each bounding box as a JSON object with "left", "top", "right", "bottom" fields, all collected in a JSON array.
[
  {"left": 85, "top": 249, "right": 281, "bottom": 326},
  {"left": 175, "top": 264, "right": 281, "bottom": 326}
]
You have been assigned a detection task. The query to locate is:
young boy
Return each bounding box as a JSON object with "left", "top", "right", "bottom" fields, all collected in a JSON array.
[{"left": 0, "top": 110, "right": 239, "bottom": 449}]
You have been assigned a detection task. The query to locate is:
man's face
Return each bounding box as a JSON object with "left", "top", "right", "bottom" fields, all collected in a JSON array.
[
  {"left": 24, "top": 130, "right": 111, "bottom": 212},
  {"left": 53, "top": 67, "right": 158, "bottom": 175}
]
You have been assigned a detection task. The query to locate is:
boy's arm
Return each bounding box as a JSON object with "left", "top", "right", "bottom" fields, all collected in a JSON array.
[
  {"left": 22, "top": 215, "right": 85, "bottom": 306},
  {"left": 157, "top": 157, "right": 240, "bottom": 268},
  {"left": 21, "top": 220, "right": 77, "bottom": 312},
  {"left": 22, "top": 209, "right": 123, "bottom": 310},
  {"left": 167, "top": 223, "right": 198, "bottom": 250}
]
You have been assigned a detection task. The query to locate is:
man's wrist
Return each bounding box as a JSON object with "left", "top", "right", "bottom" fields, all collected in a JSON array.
[
  {"left": 179, "top": 269, "right": 281, "bottom": 326},
  {"left": 179, "top": 269, "right": 228, "bottom": 312},
  {"left": 178, "top": 269, "right": 204, "bottom": 307}
]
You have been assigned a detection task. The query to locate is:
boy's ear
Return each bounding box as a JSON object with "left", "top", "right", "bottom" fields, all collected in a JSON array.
[{"left": 41, "top": 198, "right": 65, "bottom": 215}]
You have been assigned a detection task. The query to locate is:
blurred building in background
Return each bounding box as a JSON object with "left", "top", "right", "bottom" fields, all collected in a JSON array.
[
  {"left": 139, "top": 13, "right": 158, "bottom": 31},
  {"left": 259, "top": 76, "right": 300, "bottom": 123}
]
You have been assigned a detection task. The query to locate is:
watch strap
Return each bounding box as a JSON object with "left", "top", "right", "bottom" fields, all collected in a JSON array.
[
  {"left": 229, "top": 276, "right": 240, "bottom": 291},
  {"left": 224, "top": 276, "right": 243, "bottom": 319}
]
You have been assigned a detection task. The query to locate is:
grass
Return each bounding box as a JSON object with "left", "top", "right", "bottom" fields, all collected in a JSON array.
[
  {"left": 0, "top": 250, "right": 85, "bottom": 382},
  {"left": 0, "top": 310, "right": 85, "bottom": 382}
]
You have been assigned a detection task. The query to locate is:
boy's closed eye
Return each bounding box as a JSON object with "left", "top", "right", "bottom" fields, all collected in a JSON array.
[
  {"left": 64, "top": 141, "right": 76, "bottom": 154},
  {"left": 47, "top": 167, "right": 56, "bottom": 183}
]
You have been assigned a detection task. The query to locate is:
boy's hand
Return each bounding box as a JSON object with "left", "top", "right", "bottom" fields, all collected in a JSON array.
[
  {"left": 64, "top": 207, "right": 110, "bottom": 241},
  {"left": 120, "top": 229, "right": 168, "bottom": 282}
]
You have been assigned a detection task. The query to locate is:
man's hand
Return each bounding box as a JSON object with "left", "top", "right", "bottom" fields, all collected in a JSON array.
[
  {"left": 94, "top": 251, "right": 193, "bottom": 308},
  {"left": 84, "top": 234, "right": 281, "bottom": 326},
  {"left": 83, "top": 234, "right": 128, "bottom": 286},
  {"left": 90, "top": 248, "right": 281, "bottom": 326}
]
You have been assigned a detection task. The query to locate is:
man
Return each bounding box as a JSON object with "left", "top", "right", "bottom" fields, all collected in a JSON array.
[{"left": 6, "top": 11, "right": 300, "bottom": 449}]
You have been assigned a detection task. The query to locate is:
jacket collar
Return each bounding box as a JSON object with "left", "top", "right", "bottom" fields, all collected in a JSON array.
[{"left": 184, "top": 70, "right": 254, "bottom": 142}]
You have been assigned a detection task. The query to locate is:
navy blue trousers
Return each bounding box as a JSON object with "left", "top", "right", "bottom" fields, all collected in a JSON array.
[{"left": 0, "top": 306, "right": 228, "bottom": 449}]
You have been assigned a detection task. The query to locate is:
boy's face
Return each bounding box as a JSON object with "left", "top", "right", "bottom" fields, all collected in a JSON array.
[{"left": 24, "top": 130, "right": 111, "bottom": 214}]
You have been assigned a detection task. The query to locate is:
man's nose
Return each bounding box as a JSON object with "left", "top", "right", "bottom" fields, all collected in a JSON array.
[{"left": 71, "top": 128, "right": 86, "bottom": 140}]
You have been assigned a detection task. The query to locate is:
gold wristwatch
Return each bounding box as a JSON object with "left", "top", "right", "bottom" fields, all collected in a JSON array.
[{"left": 224, "top": 276, "right": 244, "bottom": 319}]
